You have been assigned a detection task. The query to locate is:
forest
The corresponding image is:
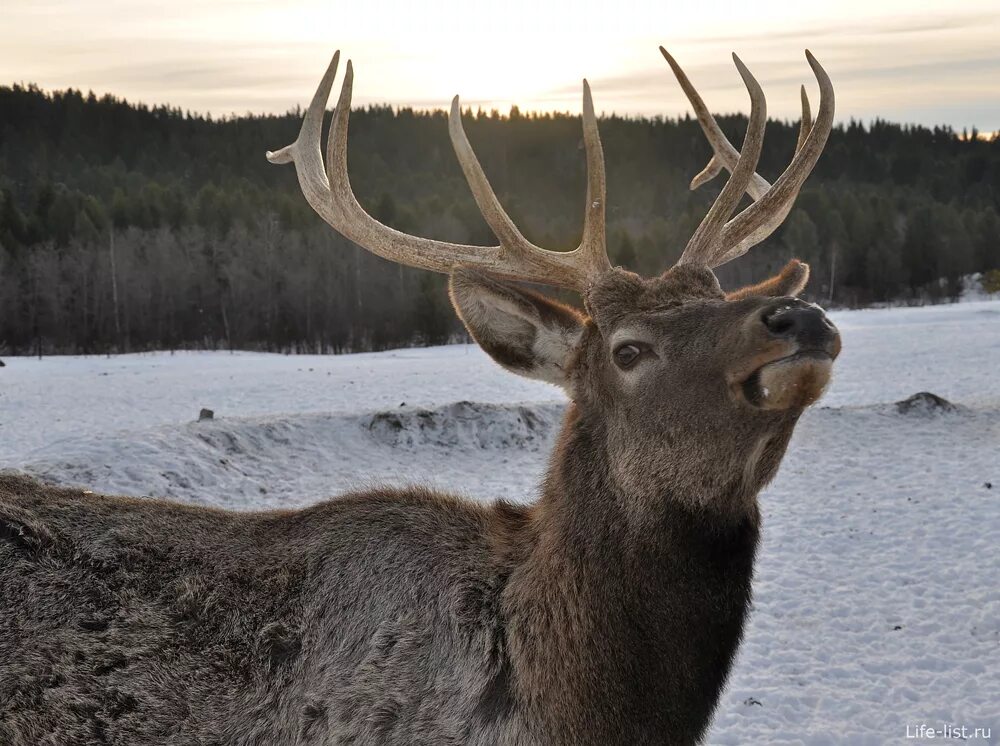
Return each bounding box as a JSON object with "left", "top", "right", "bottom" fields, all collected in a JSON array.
[{"left": 1, "top": 83, "right": 998, "bottom": 355}]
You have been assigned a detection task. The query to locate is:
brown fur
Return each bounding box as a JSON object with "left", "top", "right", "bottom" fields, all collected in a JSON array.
[
  {"left": 1, "top": 263, "right": 839, "bottom": 744},
  {"left": 726, "top": 259, "right": 810, "bottom": 301}
]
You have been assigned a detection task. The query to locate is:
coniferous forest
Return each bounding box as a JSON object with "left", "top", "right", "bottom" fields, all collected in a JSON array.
[{"left": 1, "top": 84, "right": 998, "bottom": 355}]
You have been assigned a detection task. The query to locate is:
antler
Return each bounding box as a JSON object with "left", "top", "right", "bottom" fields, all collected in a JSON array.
[
  {"left": 661, "top": 48, "right": 835, "bottom": 269},
  {"left": 267, "top": 52, "right": 611, "bottom": 292}
]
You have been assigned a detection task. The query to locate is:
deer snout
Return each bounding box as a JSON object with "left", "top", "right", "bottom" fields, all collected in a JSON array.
[
  {"left": 729, "top": 300, "right": 841, "bottom": 411},
  {"left": 761, "top": 301, "right": 840, "bottom": 358}
]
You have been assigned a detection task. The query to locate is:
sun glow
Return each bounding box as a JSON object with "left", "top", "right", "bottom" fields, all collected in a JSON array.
[{"left": 2, "top": 0, "right": 999, "bottom": 129}]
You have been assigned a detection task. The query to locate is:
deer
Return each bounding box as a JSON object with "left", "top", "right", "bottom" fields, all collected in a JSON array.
[{"left": 0, "top": 47, "right": 838, "bottom": 745}]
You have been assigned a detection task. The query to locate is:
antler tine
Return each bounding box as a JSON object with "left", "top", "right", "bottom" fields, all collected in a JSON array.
[
  {"left": 715, "top": 50, "right": 834, "bottom": 264},
  {"left": 796, "top": 85, "right": 813, "bottom": 152},
  {"left": 447, "top": 82, "right": 610, "bottom": 282},
  {"left": 705, "top": 85, "right": 816, "bottom": 258},
  {"left": 660, "top": 47, "right": 770, "bottom": 201},
  {"left": 268, "top": 53, "right": 611, "bottom": 292},
  {"left": 579, "top": 78, "right": 611, "bottom": 274},
  {"left": 579, "top": 80, "right": 610, "bottom": 272},
  {"left": 266, "top": 51, "right": 340, "bottom": 210},
  {"left": 676, "top": 54, "right": 767, "bottom": 267},
  {"left": 680, "top": 79, "right": 814, "bottom": 264},
  {"left": 662, "top": 48, "right": 814, "bottom": 203},
  {"left": 662, "top": 49, "right": 833, "bottom": 269},
  {"left": 448, "top": 95, "right": 533, "bottom": 253},
  {"left": 319, "top": 58, "right": 499, "bottom": 273}
]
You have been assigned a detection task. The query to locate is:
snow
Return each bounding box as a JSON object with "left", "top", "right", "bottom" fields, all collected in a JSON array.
[
  {"left": 1, "top": 300, "right": 999, "bottom": 742},
  {"left": 0, "top": 344, "right": 563, "bottom": 462}
]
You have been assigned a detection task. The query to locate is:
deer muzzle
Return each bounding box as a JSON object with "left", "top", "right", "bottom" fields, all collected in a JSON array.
[{"left": 736, "top": 299, "right": 840, "bottom": 411}]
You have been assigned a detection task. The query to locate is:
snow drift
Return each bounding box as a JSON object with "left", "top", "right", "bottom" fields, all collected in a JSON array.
[{"left": 18, "top": 402, "right": 566, "bottom": 509}]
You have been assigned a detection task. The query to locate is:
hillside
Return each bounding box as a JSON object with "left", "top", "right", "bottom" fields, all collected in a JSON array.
[{"left": 1, "top": 84, "right": 999, "bottom": 354}]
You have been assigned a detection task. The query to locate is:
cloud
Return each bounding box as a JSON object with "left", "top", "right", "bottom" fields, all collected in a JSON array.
[
  {"left": 533, "top": 11, "right": 1000, "bottom": 128},
  {"left": 2, "top": 2, "right": 998, "bottom": 129},
  {"left": 668, "top": 11, "right": 996, "bottom": 45}
]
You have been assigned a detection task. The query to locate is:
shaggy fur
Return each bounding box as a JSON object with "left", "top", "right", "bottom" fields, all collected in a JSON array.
[{"left": 0, "top": 265, "right": 839, "bottom": 745}]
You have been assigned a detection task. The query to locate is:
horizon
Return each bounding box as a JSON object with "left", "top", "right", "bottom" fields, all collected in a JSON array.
[
  {"left": 3, "top": 0, "right": 1000, "bottom": 134},
  {"left": 5, "top": 79, "right": 999, "bottom": 140}
]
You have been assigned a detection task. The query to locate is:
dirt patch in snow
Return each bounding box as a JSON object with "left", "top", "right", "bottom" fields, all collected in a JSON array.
[{"left": 365, "top": 401, "right": 562, "bottom": 450}]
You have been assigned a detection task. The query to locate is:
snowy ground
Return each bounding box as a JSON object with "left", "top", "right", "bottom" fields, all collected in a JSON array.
[{"left": 1, "top": 300, "right": 998, "bottom": 744}]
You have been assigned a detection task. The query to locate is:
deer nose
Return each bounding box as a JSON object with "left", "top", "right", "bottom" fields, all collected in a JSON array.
[{"left": 762, "top": 301, "right": 839, "bottom": 351}]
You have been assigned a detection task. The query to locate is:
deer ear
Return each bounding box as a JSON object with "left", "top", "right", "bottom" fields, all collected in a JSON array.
[
  {"left": 726, "top": 259, "right": 810, "bottom": 300},
  {"left": 449, "top": 270, "right": 584, "bottom": 390}
]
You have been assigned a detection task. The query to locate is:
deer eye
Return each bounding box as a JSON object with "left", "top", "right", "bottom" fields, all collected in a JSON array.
[{"left": 613, "top": 343, "right": 644, "bottom": 369}]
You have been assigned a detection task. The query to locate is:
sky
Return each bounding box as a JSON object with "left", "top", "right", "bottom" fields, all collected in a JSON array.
[{"left": 2, "top": 0, "right": 999, "bottom": 132}]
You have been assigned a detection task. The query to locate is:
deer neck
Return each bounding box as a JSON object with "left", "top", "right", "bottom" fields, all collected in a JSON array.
[
  {"left": 502, "top": 403, "right": 763, "bottom": 740},
  {"left": 535, "top": 401, "right": 769, "bottom": 539}
]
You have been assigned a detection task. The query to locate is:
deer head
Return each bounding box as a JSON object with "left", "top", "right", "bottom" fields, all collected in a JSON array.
[{"left": 269, "top": 48, "right": 839, "bottom": 516}]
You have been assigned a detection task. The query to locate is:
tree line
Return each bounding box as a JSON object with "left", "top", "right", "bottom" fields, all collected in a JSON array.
[{"left": 0, "top": 84, "right": 998, "bottom": 355}]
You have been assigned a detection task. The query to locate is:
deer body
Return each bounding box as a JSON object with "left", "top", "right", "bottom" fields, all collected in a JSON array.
[
  {"left": 1, "top": 47, "right": 839, "bottom": 744},
  {"left": 0, "top": 400, "right": 765, "bottom": 745}
]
